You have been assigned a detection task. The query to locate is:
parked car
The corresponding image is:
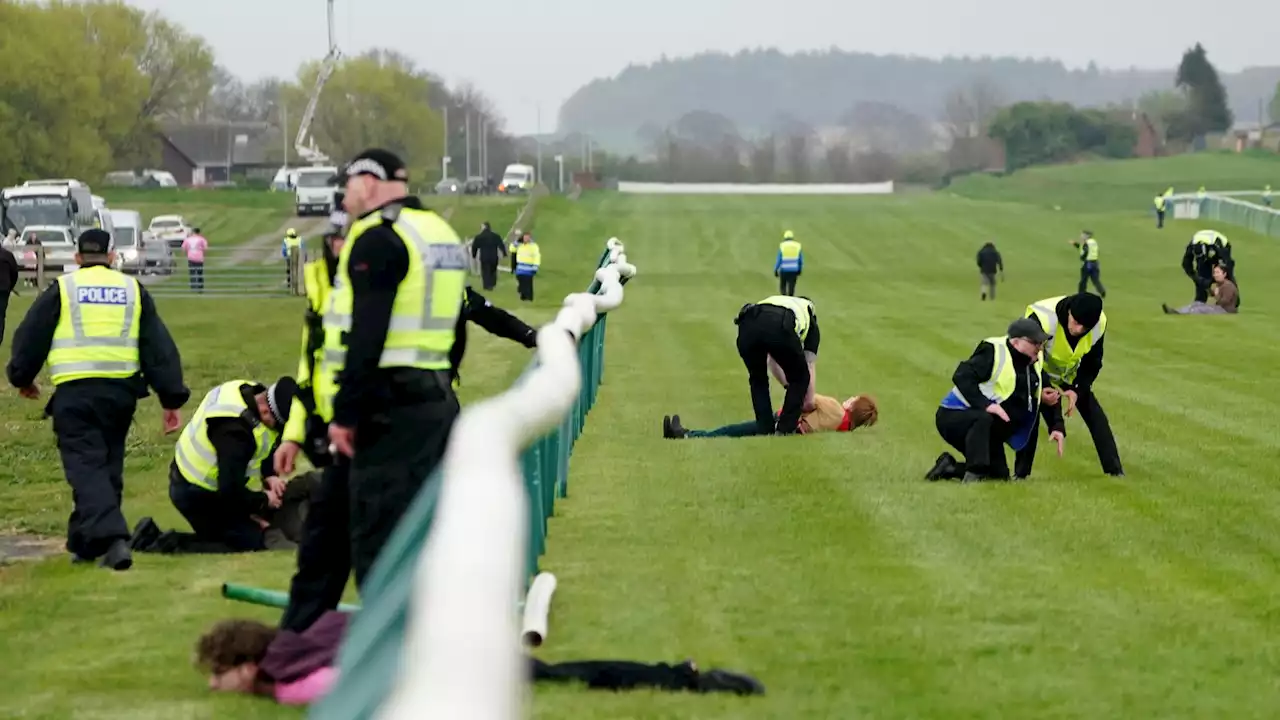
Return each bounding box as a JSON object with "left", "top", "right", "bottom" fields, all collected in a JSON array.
[
  {"left": 148, "top": 214, "right": 190, "bottom": 248},
  {"left": 18, "top": 225, "right": 76, "bottom": 274},
  {"left": 434, "top": 177, "right": 461, "bottom": 195},
  {"left": 141, "top": 230, "right": 175, "bottom": 275},
  {"left": 463, "top": 176, "right": 488, "bottom": 195}
]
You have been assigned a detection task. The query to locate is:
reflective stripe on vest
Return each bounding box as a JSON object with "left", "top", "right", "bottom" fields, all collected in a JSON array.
[
  {"left": 778, "top": 240, "right": 802, "bottom": 272},
  {"left": 174, "top": 381, "right": 276, "bottom": 491},
  {"left": 1084, "top": 238, "right": 1099, "bottom": 261},
  {"left": 515, "top": 242, "right": 540, "bottom": 274},
  {"left": 756, "top": 295, "right": 813, "bottom": 340},
  {"left": 1193, "top": 230, "right": 1227, "bottom": 246},
  {"left": 1026, "top": 296, "right": 1106, "bottom": 387},
  {"left": 939, "top": 337, "right": 1042, "bottom": 450},
  {"left": 316, "top": 207, "right": 465, "bottom": 420},
  {"left": 48, "top": 266, "right": 141, "bottom": 385}
]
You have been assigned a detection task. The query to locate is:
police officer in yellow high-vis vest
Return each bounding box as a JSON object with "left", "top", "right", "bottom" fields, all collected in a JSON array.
[
  {"left": 1183, "top": 229, "right": 1238, "bottom": 305},
  {"left": 130, "top": 376, "right": 300, "bottom": 555},
  {"left": 1070, "top": 230, "right": 1106, "bottom": 297},
  {"left": 928, "top": 318, "right": 1064, "bottom": 483},
  {"left": 277, "top": 148, "right": 469, "bottom": 625},
  {"left": 515, "top": 232, "right": 541, "bottom": 301},
  {"left": 1154, "top": 193, "right": 1167, "bottom": 228},
  {"left": 774, "top": 230, "right": 803, "bottom": 296},
  {"left": 1018, "top": 292, "right": 1123, "bottom": 478},
  {"left": 283, "top": 228, "right": 303, "bottom": 288},
  {"left": 734, "top": 294, "right": 821, "bottom": 435},
  {"left": 5, "top": 229, "right": 189, "bottom": 570}
]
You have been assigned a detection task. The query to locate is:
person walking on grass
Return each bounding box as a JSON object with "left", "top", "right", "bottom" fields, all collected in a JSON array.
[
  {"left": 976, "top": 241, "right": 1003, "bottom": 301},
  {"left": 182, "top": 227, "right": 208, "bottom": 292}
]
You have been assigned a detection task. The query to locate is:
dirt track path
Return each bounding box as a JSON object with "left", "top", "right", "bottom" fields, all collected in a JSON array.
[{"left": 231, "top": 216, "right": 329, "bottom": 266}]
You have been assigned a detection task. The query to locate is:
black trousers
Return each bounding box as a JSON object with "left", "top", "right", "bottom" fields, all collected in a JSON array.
[
  {"left": 0, "top": 289, "right": 10, "bottom": 344},
  {"left": 532, "top": 658, "right": 699, "bottom": 691},
  {"left": 735, "top": 305, "right": 809, "bottom": 434},
  {"left": 1015, "top": 389, "right": 1122, "bottom": 477},
  {"left": 281, "top": 461, "right": 352, "bottom": 633},
  {"left": 157, "top": 463, "right": 267, "bottom": 553},
  {"left": 49, "top": 383, "right": 137, "bottom": 558},
  {"left": 479, "top": 258, "right": 498, "bottom": 290},
  {"left": 517, "top": 273, "right": 534, "bottom": 301},
  {"left": 1078, "top": 262, "right": 1105, "bottom": 296},
  {"left": 935, "top": 407, "right": 1011, "bottom": 479},
  {"left": 777, "top": 272, "right": 798, "bottom": 296},
  {"left": 509, "top": 254, "right": 517, "bottom": 274},
  {"left": 1156, "top": 209, "right": 1165, "bottom": 228},
  {"left": 188, "top": 261, "right": 204, "bottom": 291}
]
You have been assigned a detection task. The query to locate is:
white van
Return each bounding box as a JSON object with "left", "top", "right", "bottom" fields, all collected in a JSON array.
[
  {"left": 500, "top": 164, "right": 536, "bottom": 194},
  {"left": 109, "top": 209, "right": 145, "bottom": 274},
  {"left": 295, "top": 166, "right": 339, "bottom": 216}
]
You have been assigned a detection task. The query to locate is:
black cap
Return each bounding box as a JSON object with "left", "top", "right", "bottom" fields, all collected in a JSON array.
[
  {"left": 332, "top": 148, "right": 409, "bottom": 185},
  {"left": 77, "top": 228, "right": 112, "bottom": 255},
  {"left": 266, "top": 376, "right": 299, "bottom": 427},
  {"left": 1065, "top": 293, "right": 1103, "bottom": 329},
  {"left": 1007, "top": 318, "right": 1049, "bottom": 344}
]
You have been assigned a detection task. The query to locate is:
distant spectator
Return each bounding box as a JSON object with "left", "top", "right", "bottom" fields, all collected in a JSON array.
[
  {"left": 976, "top": 242, "right": 1003, "bottom": 301},
  {"left": 183, "top": 227, "right": 208, "bottom": 293},
  {"left": 470, "top": 221, "right": 507, "bottom": 291}
]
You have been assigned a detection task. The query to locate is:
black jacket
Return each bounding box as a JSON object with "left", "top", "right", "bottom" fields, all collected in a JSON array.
[
  {"left": 952, "top": 339, "right": 1064, "bottom": 436},
  {"left": 1025, "top": 297, "right": 1107, "bottom": 394},
  {"left": 5, "top": 265, "right": 189, "bottom": 408},
  {"left": 976, "top": 245, "right": 1003, "bottom": 275},
  {"left": 1182, "top": 241, "right": 1235, "bottom": 280},
  {"left": 200, "top": 382, "right": 277, "bottom": 518},
  {"left": 471, "top": 228, "right": 507, "bottom": 262},
  {"left": 449, "top": 287, "right": 537, "bottom": 385},
  {"left": 0, "top": 247, "right": 17, "bottom": 292}
]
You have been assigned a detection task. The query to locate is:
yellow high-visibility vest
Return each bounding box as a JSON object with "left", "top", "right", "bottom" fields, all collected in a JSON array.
[
  {"left": 48, "top": 265, "right": 142, "bottom": 385},
  {"left": 756, "top": 295, "right": 814, "bottom": 340},
  {"left": 1193, "top": 230, "right": 1228, "bottom": 247},
  {"left": 941, "top": 336, "right": 1043, "bottom": 409},
  {"left": 282, "top": 260, "right": 331, "bottom": 444},
  {"left": 1025, "top": 296, "right": 1107, "bottom": 388},
  {"left": 174, "top": 380, "right": 277, "bottom": 491},
  {"left": 1083, "top": 238, "right": 1099, "bottom": 261},
  {"left": 515, "top": 242, "right": 541, "bottom": 273},
  {"left": 1154, "top": 196, "right": 1165, "bottom": 210},
  {"left": 285, "top": 234, "right": 303, "bottom": 249},
  {"left": 315, "top": 205, "right": 466, "bottom": 422}
]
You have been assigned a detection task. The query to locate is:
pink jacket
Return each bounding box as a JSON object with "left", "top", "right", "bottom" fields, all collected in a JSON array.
[{"left": 182, "top": 234, "right": 208, "bottom": 262}]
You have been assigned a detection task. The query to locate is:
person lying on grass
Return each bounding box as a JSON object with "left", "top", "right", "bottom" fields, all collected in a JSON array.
[
  {"left": 195, "top": 610, "right": 765, "bottom": 706},
  {"left": 664, "top": 353, "right": 877, "bottom": 438}
]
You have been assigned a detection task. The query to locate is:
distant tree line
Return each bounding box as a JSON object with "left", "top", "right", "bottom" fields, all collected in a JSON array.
[{"left": 0, "top": 1, "right": 521, "bottom": 186}]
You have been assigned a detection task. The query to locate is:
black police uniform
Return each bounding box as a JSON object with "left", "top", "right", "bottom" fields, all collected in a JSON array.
[
  {"left": 0, "top": 244, "right": 18, "bottom": 343},
  {"left": 1182, "top": 238, "right": 1238, "bottom": 305},
  {"left": 471, "top": 223, "right": 507, "bottom": 291},
  {"left": 6, "top": 230, "right": 189, "bottom": 568},
  {"left": 733, "top": 299, "right": 819, "bottom": 435},
  {"left": 280, "top": 154, "right": 538, "bottom": 632}
]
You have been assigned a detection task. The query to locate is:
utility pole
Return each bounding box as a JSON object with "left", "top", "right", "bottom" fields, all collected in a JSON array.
[
  {"left": 441, "top": 105, "right": 450, "bottom": 180},
  {"left": 587, "top": 137, "right": 594, "bottom": 172},
  {"left": 465, "top": 111, "right": 472, "bottom": 178},
  {"left": 282, "top": 104, "right": 289, "bottom": 168},
  {"left": 555, "top": 154, "right": 564, "bottom": 193},
  {"left": 536, "top": 103, "right": 543, "bottom": 186}
]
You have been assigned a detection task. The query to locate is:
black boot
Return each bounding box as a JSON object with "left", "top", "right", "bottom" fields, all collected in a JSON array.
[
  {"left": 99, "top": 539, "right": 133, "bottom": 571},
  {"left": 925, "top": 452, "right": 958, "bottom": 481}
]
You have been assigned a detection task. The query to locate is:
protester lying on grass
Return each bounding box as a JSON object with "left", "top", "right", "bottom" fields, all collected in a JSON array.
[
  {"left": 663, "top": 393, "right": 878, "bottom": 439},
  {"left": 195, "top": 610, "right": 765, "bottom": 706},
  {"left": 1162, "top": 263, "right": 1238, "bottom": 315}
]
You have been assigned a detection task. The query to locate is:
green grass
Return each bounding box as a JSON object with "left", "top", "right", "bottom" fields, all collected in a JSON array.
[
  {"left": 6, "top": 163, "right": 1280, "bottom": 717},
  {"left": 122, "top": 203, "right": 291, "bottom": 248},
  {"left": 100, "top": 188, "right": 294, "bottom": 211},
  {"left": 950, "top": 152, "right": 1280, "bottom": 212}
]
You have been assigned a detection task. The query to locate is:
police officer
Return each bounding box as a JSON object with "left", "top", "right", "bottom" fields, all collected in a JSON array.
[
  {"left": 927, "top": 318, "right": 1064, "bottom": 483},
  {"left": 1017, "top": 293, "right": 1123, "bottom": 478},
  {"left": 1070, "top": 230, "right": 1105, "bottom": 297},
  {"left": 5, "top": 229, "right": 189, "bottom": 570},
  {"left": 1154, "top": 193, "right": 1167, "bottom": 228},
  {"left": 1183, "top": 229, "right": 1238, "bottom": 305},
  {"left": 508, "top": 228, "right": 520, "bottom": 275},
  {"left": 774, "top": 230, "right": 802, "bottom": 296},
  {"left": 282, "top": 228, "right": 302, "bottom": 288},
  {"left": 734, "top": 295, "right": 819, "bottom": 435},
  {"left": 131, "top": 377, "right": 299, "bottom": 554},
  {"left": 514, "top": 232, "right": 541, "bottom": 301}
]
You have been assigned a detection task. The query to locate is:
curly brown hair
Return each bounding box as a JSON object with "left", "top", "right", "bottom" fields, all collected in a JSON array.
[
  {"left": 849, "top": 395, "right": 879, "bottom": 429},
  {"left": 194, "top": 619, "right": 278, "bottom": 673}
]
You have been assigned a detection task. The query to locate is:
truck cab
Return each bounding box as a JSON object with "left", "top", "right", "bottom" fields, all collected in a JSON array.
[
  {"left": 1, "top": 179, "right": 95, "bottom": 237},
  {"left": 499, "top": 164, "right": 536, "bottom": 194},
  {"left": 295, "top": 166, "right": 339, "bottom": 216}
]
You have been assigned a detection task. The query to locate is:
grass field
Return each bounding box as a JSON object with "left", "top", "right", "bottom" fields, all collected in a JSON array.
[{"left": 4, "top": 155, "right": 1280, "bottom": 718}]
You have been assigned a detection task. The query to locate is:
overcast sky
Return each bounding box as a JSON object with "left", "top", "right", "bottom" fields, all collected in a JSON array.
[{"left": 126, "top": 0, "right": 1276, "bottom": 135}]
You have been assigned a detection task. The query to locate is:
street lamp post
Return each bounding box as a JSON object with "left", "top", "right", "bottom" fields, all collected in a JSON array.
[{"left": 554, "top": 154, "right": 564, "bottom": 193}]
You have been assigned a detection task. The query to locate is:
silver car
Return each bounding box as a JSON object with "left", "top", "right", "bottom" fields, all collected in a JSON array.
[
  {"left": 141, "top": 231, "right": 175, "bottom": 275},
  {"left": 17, "top": 225, "right": 76, "bottom": 275},
  {"left": 110, "top": 209, "right": 146, "bottom": 274}
]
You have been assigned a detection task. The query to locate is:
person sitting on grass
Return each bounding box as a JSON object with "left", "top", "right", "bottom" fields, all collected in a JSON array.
[
  {"left": 1162, "top": 262, "right": 1238, "bottom": 315},
  {"left": 195, "top": 610, "right": 765, "bottom": 706}
]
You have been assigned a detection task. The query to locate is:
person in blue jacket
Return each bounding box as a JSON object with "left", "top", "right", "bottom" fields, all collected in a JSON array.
[{"left": 774, "top": 231, "right": 803, "bottom": 296}]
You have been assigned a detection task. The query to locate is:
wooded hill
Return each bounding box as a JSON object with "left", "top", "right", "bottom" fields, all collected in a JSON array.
[{"left": 558, "top": 49, "right": 1280, "bottom": 153}]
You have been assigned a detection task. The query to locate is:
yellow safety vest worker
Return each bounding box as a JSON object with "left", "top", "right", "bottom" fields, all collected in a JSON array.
[
  {"left": 777, "top": 239, "right": 802, "bottom": 273},
  {"left": 938, "top": 336, "right": 1043, "bottom": 450},
  {"left": 315, "top": 205, "right": 467, "bottom": 422},
  {"left": 48, "top": 265, "right": 142, "bottom": 385},
  {"left": 1154, "top": 195, "right": 1165, "bottom": 211},
  {"left": 285, "top": 233, "right": 302, "bottom": 249},
  {"left": 1025, "top": 296, "right": 1107, "bottom": 388},
  {"left": 174, "top": 380, "right": 278, "bottom": 491},
  {"left": 1082, "top": 237, "right": 1099, "bottom": 262},
  {"left": 515, "top": 241, "right": 541, "bottom": 274},
  {"left": 282, "top": 259, "right": 331, "bottom": 444},
  {"left": 756, "top": 295, "right": 813, "bottom": 340}
]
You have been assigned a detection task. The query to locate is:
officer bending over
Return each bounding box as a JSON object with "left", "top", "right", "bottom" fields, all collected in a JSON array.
[
  {"left": 131, "top": 377, "right": 301, "bottom": 554},
  {"left": 6, "top": 229, "right": 189, "bottom": 570},
  {"left": 734, "top": 295, "right": 820, "bottom": 435},
  {"left": 1019, "top": 292, "right": 1123, "bottom": 478},
  {"left": 927, "top": 319, "right": 1064, "bottom": 482},
  {"left": 1183, "top": 230, "right": 1238, "bottom": 306}
]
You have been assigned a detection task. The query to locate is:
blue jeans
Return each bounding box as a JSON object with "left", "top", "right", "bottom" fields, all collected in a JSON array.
[{"left": 687, "top": 421, "right": 763, "bottom": 438}]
